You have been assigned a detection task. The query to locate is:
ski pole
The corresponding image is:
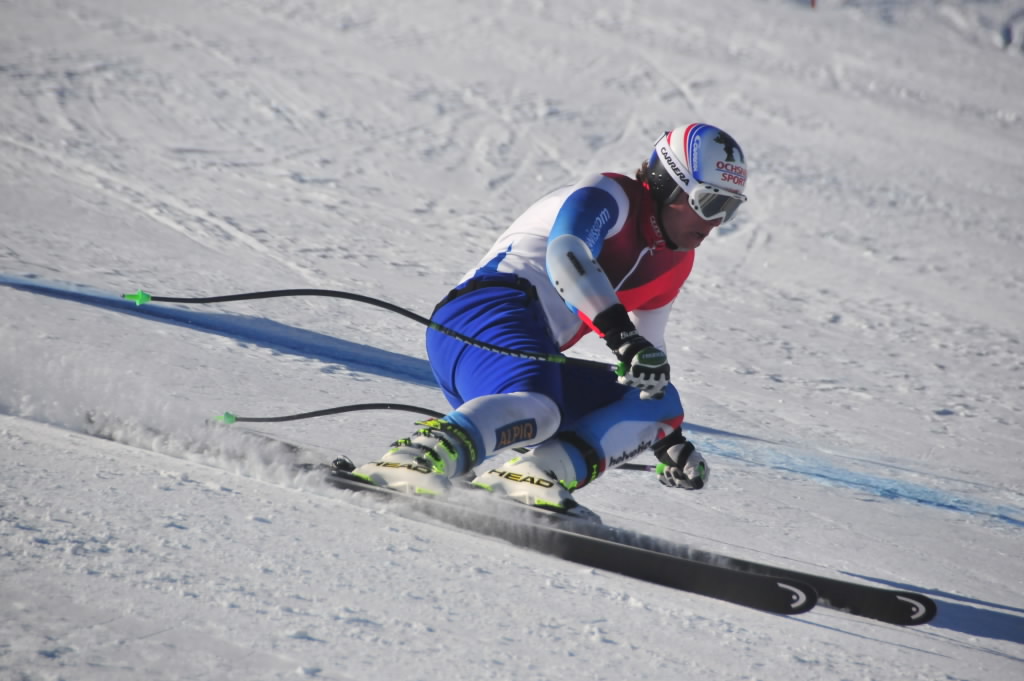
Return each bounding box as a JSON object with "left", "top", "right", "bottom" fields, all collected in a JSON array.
[
  {"left": 123, "top": 287, "right": 612, "bottom": 371},
  {"left": 215, "top": 401, "right": 656, "bottom": 472},
  {"left": 216, "top": 402, "right": 444, "bottom": 424}
]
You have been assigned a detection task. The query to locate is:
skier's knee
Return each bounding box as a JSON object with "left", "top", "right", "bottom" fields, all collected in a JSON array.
[{"left": 454, "top": 391, "right": 561, "bottom": 454}]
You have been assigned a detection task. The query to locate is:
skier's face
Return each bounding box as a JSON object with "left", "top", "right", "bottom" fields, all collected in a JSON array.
[{"left": 661, "top": 200, "right": 723, "bottom": 251}]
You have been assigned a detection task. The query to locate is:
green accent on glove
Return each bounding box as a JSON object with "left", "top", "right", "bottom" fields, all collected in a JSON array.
[
  {"left": 656, "top": 462, "right": 669, "bottom": 475},
  {"left": 217, "top": 412, "right": 238, "bottom": 424}
]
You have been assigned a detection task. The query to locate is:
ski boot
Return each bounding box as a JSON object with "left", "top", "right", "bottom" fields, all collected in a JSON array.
[
  {"left": 471, "top": 439, "right": 598, "bottom": 520},
  {"left": 352, "top": 419, "right": 478, "bottom": 496}
]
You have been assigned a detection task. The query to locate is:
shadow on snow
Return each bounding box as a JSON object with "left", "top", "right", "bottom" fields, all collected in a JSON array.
[
  {"left": 1, "top": 274, "right": 437, "bottom": 388},
  {"left": 847, "top": 573, "right": 1024, "bottom": 650}
]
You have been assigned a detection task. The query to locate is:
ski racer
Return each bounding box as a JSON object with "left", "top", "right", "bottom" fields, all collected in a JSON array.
[{"left": 353, "top": 123, "right": 749, "bottom": 513}]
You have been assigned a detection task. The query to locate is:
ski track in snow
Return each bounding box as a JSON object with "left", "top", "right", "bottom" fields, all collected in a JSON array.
[{"left": 2, "top": 0, "right": 1023, "bottom": 679}]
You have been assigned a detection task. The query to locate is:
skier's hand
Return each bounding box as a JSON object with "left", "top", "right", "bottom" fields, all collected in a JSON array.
[
  {"left": 612, "top": 336, "right": 670, "bottom": 400},
  {"left": 595, "top": 304, "right": 670, "bottom": 400},
  {"left": 655, "top": 436, "right": 709, "bottom": 490}
]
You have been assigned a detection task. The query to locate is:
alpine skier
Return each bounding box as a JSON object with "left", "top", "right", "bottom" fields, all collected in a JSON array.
[{"left": 353, "top": 123, "right": 749, "bottom": 513}]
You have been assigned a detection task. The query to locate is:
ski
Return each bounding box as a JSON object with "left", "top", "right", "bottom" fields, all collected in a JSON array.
[
  {"left": 586, "top": 527, "right": 937, "bottom": 626},
  {"left": 79, "top": 413, "right": 933, "bottom": 624},
  {"left": 318, "top": 467, "right": 816, "bottom": 616},
  {"left": 527, "top": 499, "right": 937, "bottom": 626},
  {"left": 657, "top": 543, "right": 937, "bottom": 626},
  {"left": 319, "top": 463, "right": 935, "bottom": 626}
]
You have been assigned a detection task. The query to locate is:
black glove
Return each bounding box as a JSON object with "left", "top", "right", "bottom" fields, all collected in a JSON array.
[
  {"left": 653, "top": 430, "right": 709, "bottom": 490},
  {"left": 594, "top": 304, "right": 670, "bottom": 399}
]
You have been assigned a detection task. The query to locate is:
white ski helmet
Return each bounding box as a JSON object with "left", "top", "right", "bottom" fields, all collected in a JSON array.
[{"left": 645, "top": 123, "right": 748, "bottom": 222}]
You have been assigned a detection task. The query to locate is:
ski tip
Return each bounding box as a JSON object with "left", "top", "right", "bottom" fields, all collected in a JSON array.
[
  {"left": 822, "top": 589, "right": 939, "bottom": 625},
  {"left": 893, "top": 592, "right": 939, "bottom": 625}
]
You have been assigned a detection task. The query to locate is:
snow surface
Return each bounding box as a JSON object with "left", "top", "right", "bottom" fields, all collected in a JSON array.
[{"left": 2, "top": 0, "right": 1023, "bottom": 679}]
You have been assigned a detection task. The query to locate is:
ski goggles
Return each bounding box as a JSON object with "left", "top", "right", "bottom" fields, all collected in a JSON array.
[{"left": 667, "top": 181, "right": 747, "bottom": 223}]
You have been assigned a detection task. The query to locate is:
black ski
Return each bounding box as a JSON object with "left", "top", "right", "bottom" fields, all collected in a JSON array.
[
  {"left": 320, "top": 468, "right": 816, "bottom": 616},
  {"left": 319, "top": 464, "right": 935, "bottom": 626},
  {"left": 539, "top": 507, "right": 937, "bottom": 626},
  {"left": 78, "top": 414, "right": 932, "bottom": 625},
  {"left": 662, "top": 544, "right": 937, "bottom": 626}
]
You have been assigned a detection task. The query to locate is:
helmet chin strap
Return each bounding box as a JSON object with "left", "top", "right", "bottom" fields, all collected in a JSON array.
[
  {"left": 656, "top": 204, "right": 685, "bottom": 251},
  {"left": 643, "top": 178, "right": 685, "bottom": 252}
]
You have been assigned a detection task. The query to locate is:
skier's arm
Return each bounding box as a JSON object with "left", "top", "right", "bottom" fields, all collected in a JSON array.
[
  {"left": 544, "top": 174, "right": 670, "bottom": 399},
  {"left": 630, "top": 303, "right": 674, "bottom": 353},
  {"left": 544, "top": 174, "right": 626, "bottom": 321}
]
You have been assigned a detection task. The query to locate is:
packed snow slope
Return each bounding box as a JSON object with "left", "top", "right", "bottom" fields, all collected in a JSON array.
[{"left": 2, "top": 0, "right": 1023, "bottom": 679}]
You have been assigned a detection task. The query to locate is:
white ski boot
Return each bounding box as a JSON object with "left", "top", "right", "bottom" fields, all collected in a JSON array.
[
  {"left": 353, "top": 419, "right": 478, "bottom": 496},
  {"left": 471, "top": 439, "right": 595, "bottom": 518}
]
